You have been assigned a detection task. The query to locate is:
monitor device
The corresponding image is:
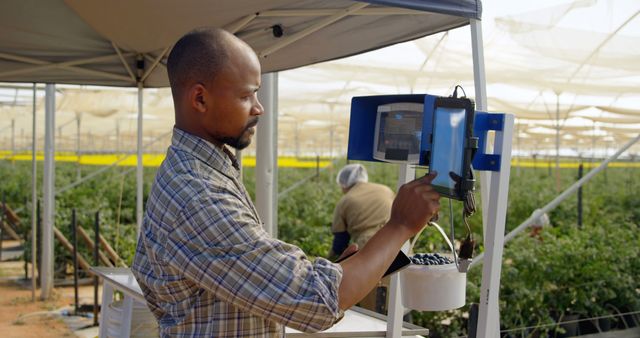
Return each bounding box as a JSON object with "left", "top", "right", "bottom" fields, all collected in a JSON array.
[{"left": 373, "top": 102, "right": 424, "bottom": 164}]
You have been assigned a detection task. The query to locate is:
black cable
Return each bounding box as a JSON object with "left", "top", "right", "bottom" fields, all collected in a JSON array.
[
  {"left": 458, "top": 190, "right": 476, "bottom": 259},
  {"left": 452, "top": 85, "right": 467, "bottom": 99}
]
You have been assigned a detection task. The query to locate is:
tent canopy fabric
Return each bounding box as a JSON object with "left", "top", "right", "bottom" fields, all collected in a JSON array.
[{"left": 0, "top": 0, "right": 480, "bottom": 87}]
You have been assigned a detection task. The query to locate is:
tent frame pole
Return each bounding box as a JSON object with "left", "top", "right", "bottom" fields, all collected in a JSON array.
[
  {"left": 31, "top": 83, "right": 37, "bottom": 301},
  {"left": 0, "top": 52, "right": 132, "bottom": 82},
  {"left": 256, "top": 72, "right": 278, "bottom": 237},
  {"left": 471, "top": 19, "right": 514, "bottom": 338},
  {"left": 41, "top": 83, "right": 55, "bottom": 300},
  {"left": 136, "top": 83, "right": 144, "bottom": 234}
]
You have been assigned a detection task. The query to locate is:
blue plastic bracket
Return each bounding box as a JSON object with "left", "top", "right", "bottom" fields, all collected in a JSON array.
[{"left": 472, "top": 112, "right": 505, "bottom": 172}]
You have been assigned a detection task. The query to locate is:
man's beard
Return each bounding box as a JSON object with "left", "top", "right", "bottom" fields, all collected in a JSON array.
[
  {"left": 219, "top": 118, "right": 259, "bottom": 150},
  {"left": 220, "top": 132, "right": 251, "bottom": 150}
]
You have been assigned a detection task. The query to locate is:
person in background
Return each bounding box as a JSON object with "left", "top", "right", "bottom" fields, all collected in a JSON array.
[
  {"left": 530, "top": 208, "right": 551, "bottom": 240},
  {"left": 330, "top": 163, "right": 395, "bottom": 313}
]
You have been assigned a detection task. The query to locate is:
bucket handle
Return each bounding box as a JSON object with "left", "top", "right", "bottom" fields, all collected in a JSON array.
[{"left": 408, "top": 221, "right": 459, "bottom": 270}]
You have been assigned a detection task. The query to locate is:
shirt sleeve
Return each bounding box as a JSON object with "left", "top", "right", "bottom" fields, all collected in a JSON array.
[{"left": 164, "top": 188, "right": 344, "bottom": 333}]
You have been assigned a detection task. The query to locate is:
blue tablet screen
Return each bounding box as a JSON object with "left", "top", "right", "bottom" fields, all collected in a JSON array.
[{"left": 430, "top": 107, "right": 466, "bottom": 190}]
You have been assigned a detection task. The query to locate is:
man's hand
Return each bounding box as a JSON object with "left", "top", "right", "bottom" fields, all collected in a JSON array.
[{"left": 388, "top": 172, "right": 441, "bottom": 237}]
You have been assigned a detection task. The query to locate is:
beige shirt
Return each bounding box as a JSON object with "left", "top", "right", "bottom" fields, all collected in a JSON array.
[{"left": 331, "top": 182, "right": 395, "bottom": 249}]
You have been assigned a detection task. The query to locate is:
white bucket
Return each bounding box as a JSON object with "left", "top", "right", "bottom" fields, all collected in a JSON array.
[
  {"left": 105, "top": 300, "right": 159, "bottom": 338},
  {"left": 400, "top": 260, "right": 466, "bottom": 311}
]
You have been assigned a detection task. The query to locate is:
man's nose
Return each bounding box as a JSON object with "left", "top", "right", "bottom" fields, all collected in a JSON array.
[{"left": 253, "top": 99, "right": 265, "bottom": 116}]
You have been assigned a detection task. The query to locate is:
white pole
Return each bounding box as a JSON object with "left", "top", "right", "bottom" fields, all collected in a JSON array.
[
  {"left": 475, "top": 115, "right": 514, "bottom": 337},
  {"left": 471, "top": 18, "right": 507, "bottom": 337},
  {"left": 136, "top": 83, "right": 144, "bottom": 234},
  {"left": 116, "top": 120, "right": 120, "bottom": 155},
  {"left": 11, "top": 119, "right": 15, "bottom": 158},
  {"left": 470, "top": 19, "right": 490, "bottom": 240},
  {"left": 387, "top": 164, "right": 414, "bottom": 338},
  {"left": 555, "top": 93, "right": 560, "bottom": 192},
  {"left": 31, "top": 83, "right": 37, "bottom": 301},
  {"left": 76, "top": 115, "right": 81, "bottom": 181},
  {"left": 256, "top": 72, "right": 278, "bottom": 237},
  {"left": 41, "top": 84, "right": 55, "bottom": 300}
]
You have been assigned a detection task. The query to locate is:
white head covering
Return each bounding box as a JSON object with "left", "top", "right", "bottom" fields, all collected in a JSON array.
[
  {"left": 336, "top": 164, "right": 368, "bottom": 189},
  {"left": 531, "top": 209, "right": 551, "bottom": 228}
]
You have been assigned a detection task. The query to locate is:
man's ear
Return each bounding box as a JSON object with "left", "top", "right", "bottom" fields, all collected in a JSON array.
[{"left": 189, "top": 83, "right": 208, "bottom": 113}]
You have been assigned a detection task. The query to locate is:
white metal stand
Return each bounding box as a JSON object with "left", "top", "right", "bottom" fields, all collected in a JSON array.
[
  {"left": 136, "top": 83, "right": 144, "bottom": 235},
  {"left": 471, "top": 18, "right": 514, "bottom": 337},
  {"left": 470, "top": 19, "right": 490, "bottom": 242},
  {"left": 256, "top": 72, "right": 279, "bottom": 237},
  {"left": 31, "top": 83, "right": 37, "bottom": 300},
  {"left": 41, "top": 83, "right": 55, "bottom": 300},
  {"left": 476, "top": 114, "right": 514, "bottom": 337},
  {"left": 93, "top": 267, "right": 149, "bottom": 338},
  {"left": 387, "top": 164, "right": 414, "bottom": 338}
]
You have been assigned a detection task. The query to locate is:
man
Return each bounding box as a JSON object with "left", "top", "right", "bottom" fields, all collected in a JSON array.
[
  {"left": 331, "top": 163, "right": 395, "bottom": 313},
  {"left": 132, "top": 27, "right": 441, "bottom": 337}
]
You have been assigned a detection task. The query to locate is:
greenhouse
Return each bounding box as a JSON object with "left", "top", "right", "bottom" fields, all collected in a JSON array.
[{"left": 0, "top": 0, "right": 639, "bottom": 337}]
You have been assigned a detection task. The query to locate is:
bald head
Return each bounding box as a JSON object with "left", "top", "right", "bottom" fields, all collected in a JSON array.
[
  {"left": 167, "top": 27, "right": 238, "bottom": 100},
  {"left": 167, "top": 27, "right": 264, "bottom": 149}
]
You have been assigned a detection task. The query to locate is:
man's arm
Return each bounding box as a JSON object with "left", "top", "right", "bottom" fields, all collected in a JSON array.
[{"left": 337, "top": 172, "right": 440, "bottom": 309}]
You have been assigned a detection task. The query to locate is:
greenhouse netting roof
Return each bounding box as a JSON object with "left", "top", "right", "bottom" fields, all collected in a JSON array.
[{"left": 0, "top": 0, "right": 639, "bottom": 158}]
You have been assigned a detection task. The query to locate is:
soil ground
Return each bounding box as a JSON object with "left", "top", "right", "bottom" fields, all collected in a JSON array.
[{"left": 0, "top": 240, "right": 99, "bottom": 338}]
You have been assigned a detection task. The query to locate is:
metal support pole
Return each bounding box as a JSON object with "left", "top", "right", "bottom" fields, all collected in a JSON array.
[
  {"left": 387, "top": 163, "right": 414, "bottom": 338},
  {"left": 476, "top": 114, "right": 514, "bottom": 338},
  {"left": 136, "top": 83, "right": 144, "bottom": 235},
  {"left": 41, "top": 83, "right": 55, "bottom": 300},
  {"left": 72, "top": 209, "right": 79, "bottom": 315},
  {"left": 116, "top": 120, "right": 120, "bottom": 155},
  {"left": 36, "top": 200, "right": 41, "bottom": 287},
  {"left": 11, "top": 119, "right": 15, "bottom": 162},
  {"left": 76, "top": 115, "right": 81, "bottom": 181},
  {"left": 256, "top": 72, "right": 278, "bottom": 237},
  {"left": 23, "top": 196, "right": 28, "bottom": 280},
  {"left": 93, "top": 211, "right": 100, "bottom": 326},
  {"left": 471, "top": 18, "right": 506, "bottom": 337},
  {"left": 470, "top": 19, "right": 490, "bottom": 241},
  {"left": 555, "top": 94, "right": 561, "bottom": 192},
  {"left": 577, "top": 163, "right": 583, "bottom": 228}
]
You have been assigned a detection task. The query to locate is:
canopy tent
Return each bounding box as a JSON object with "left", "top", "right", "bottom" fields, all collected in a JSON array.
[
  {"left": 1, "top": 1, "right": 515, "bottom": 338},
  {"left": 0, "top": 0, "right": 479, "bottom": 86}
]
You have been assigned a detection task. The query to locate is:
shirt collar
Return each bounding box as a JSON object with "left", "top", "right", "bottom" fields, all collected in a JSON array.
[{"left": 171, "top": 127, "right": 240, "bottom": 176}]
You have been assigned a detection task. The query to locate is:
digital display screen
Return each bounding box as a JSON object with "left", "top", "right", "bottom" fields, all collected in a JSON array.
[
  {"left": 376, "top": 110, "right": 422, "bottom": 159},
  {"left": 430, "top": 107, "right": 466, "bottom": 191}
]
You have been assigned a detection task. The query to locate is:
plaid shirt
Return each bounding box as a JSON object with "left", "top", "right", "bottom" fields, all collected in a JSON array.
[{"left": 132, "top": 128, "right": 344, "bottom": 337}]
